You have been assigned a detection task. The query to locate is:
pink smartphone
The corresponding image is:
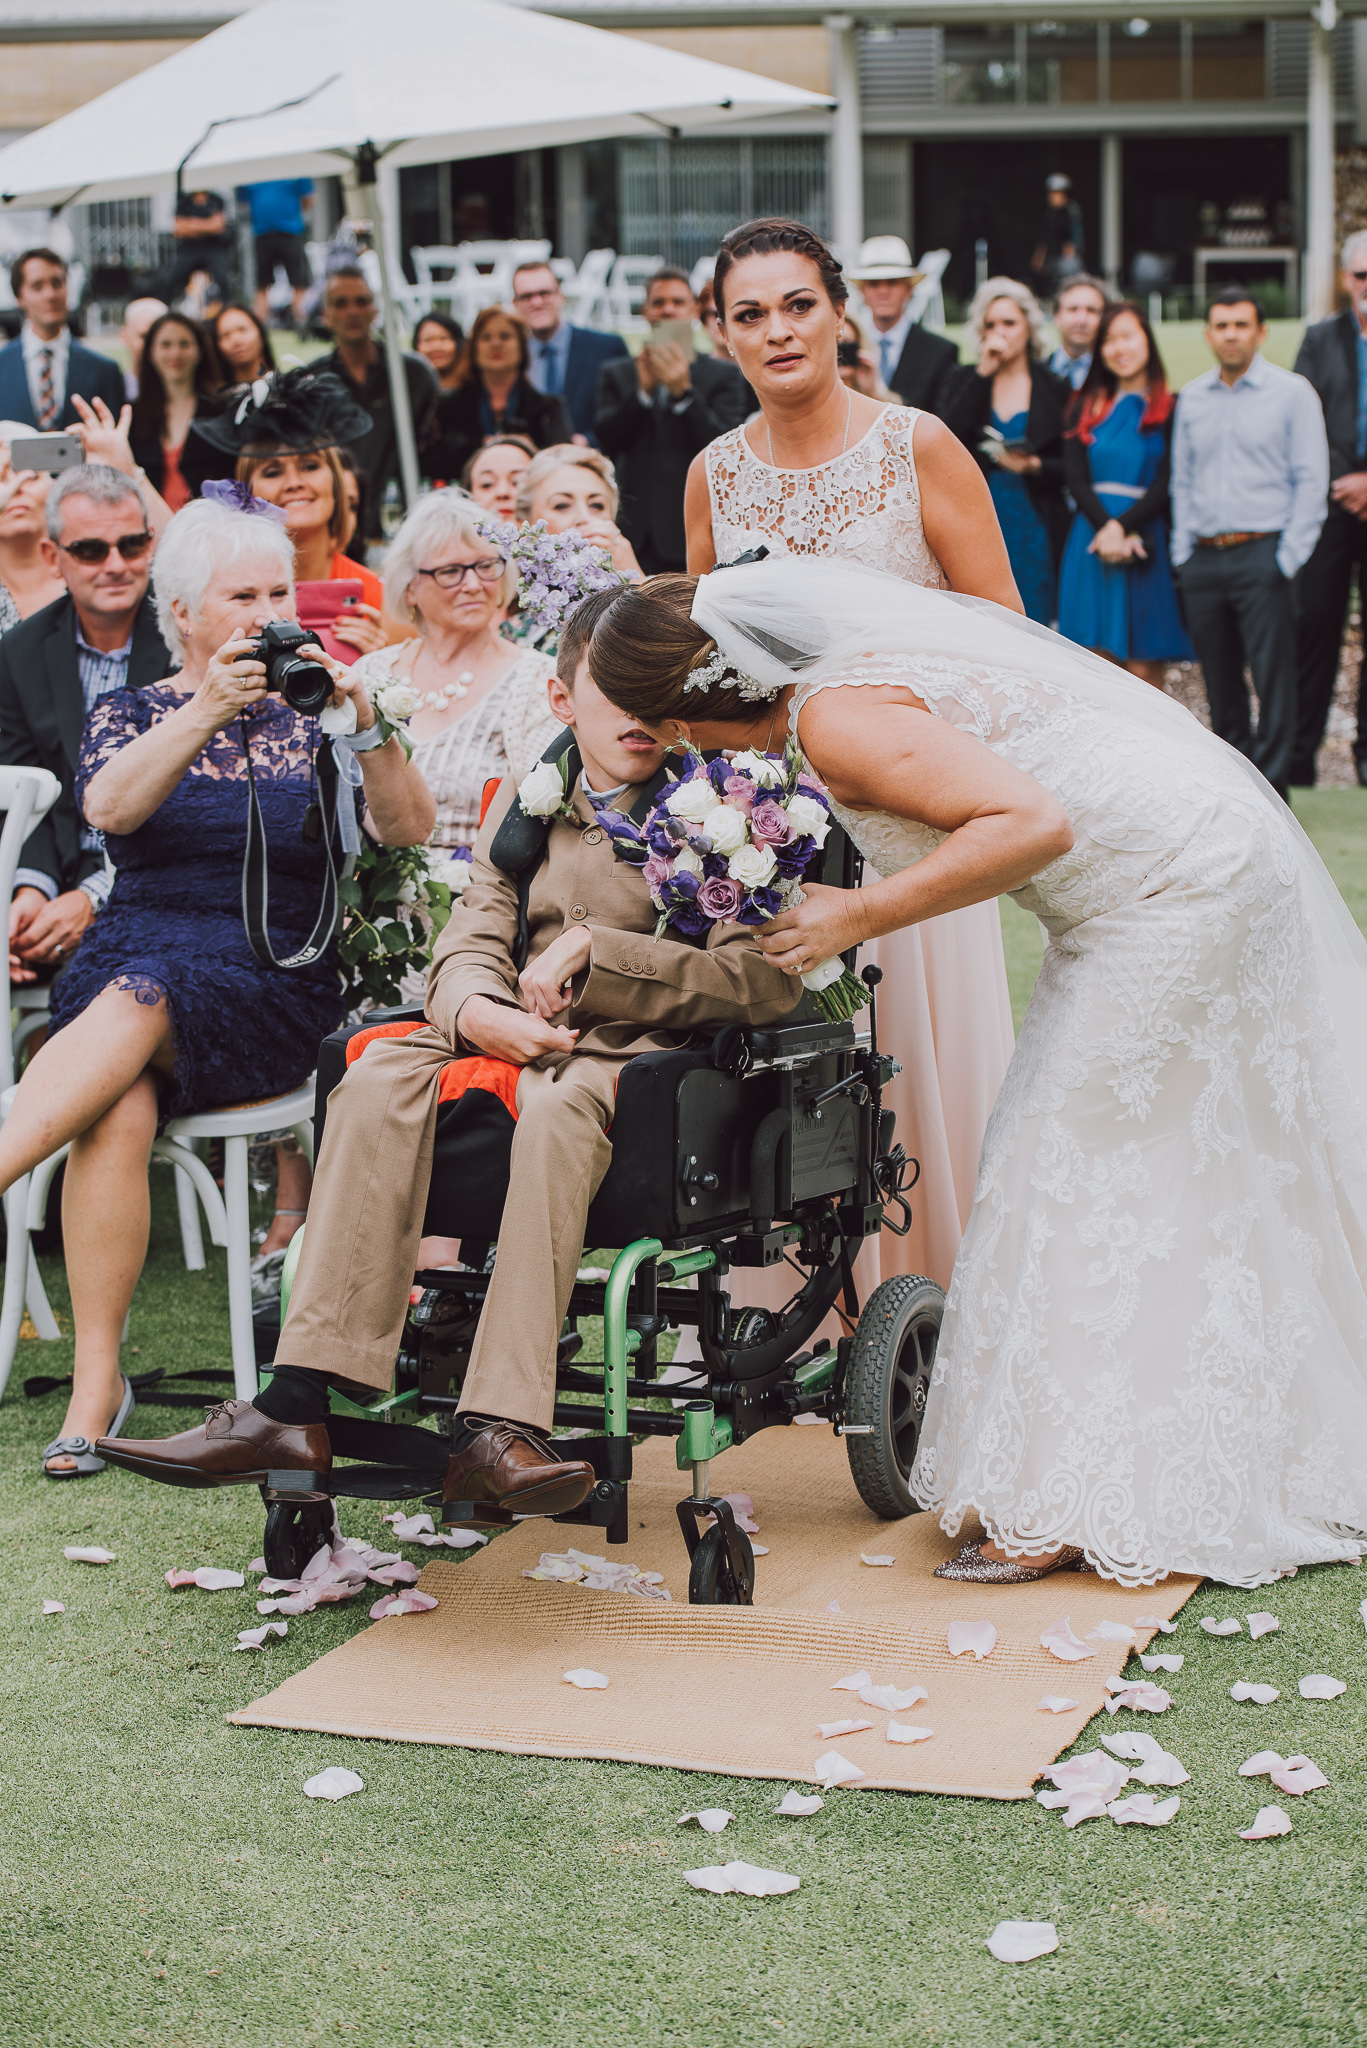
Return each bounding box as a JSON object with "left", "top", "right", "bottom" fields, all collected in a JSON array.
[{"left": 295, "top": 579, "right": 365, "bottom": 663}]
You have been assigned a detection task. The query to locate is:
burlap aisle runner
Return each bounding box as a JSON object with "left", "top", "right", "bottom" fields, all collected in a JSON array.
[{"left": 231, "top": 1425, "right": 1199, "bottom": 1796}]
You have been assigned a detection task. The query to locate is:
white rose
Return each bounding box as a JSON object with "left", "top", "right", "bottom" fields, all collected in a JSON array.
[
  {"left": 784, "top": 793, "right": 831, "bottom": 846},
  {"left": 800, "top": 955, "right": 845, "bottom": 993},
  {"left": 397, "top": 879, "right": 417, "bottom": 904},
  {"left": 728, "top": 750, "right": 783, "bottom": 789},
  {"left": 727, "top": 841, "right": 778, "bottom": 888},
  {"left": 702, "top": 804, "right": 746, "bottom": 855},
  {"left": 664, "top": 776, "right": 717, "bottom": 823},
  {"left": 518, "top": 760, "right": 566, "bottom": 817},
  {"left": 375, "top": 677, "right": 422, "bottom": 721},
  {"left": 672, "top": 847, "right": 704, "bottom": 877},
  {"left": 446, "top": 860, "right": 472, "bottom": 895}
]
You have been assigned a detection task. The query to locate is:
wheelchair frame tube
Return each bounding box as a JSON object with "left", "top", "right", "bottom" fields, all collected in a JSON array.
[{"left": 603, "top": 1239, "right": 662, "bottom": 1435}]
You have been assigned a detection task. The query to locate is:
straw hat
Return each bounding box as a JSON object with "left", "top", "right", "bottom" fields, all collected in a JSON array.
[{"left": 848, "top": 235, "right": 923, "bottom": 283}]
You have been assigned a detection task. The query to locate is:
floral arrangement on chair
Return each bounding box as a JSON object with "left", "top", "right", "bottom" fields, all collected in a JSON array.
[
  {"left": 338, "top": 843, "right": 466, "bottom": 1009},
  {"left": 589, "top": 740, "right": 869, "bottom": 1023}
]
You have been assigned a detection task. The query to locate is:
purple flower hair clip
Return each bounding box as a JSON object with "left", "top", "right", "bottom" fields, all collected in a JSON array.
[{"left": 201, "top": 477, "right": 291, "bottom": 527}]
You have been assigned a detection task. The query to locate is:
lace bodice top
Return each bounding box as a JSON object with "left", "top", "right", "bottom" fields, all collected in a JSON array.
[
  {"left": 352, "top": 643, "right": 559, "bottom": 854},
  {"left": 704, "top": 405, "right": 949, "bottom": 587}
]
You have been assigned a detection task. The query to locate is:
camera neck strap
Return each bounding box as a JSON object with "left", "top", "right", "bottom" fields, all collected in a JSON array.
[{"left": 239, "top": 720, "right": 355, "bottom": 973}]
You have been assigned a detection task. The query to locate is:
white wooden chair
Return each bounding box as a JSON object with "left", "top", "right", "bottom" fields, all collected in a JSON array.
[
  {"left": 606, "top": 254, "right": 664, "bottom": 336},
  {"left": 561, "top": 248, "right": 616, "bottom": 329}
]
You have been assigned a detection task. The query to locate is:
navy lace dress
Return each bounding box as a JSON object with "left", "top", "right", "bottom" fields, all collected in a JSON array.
[{"left": 50, "top": 685, "right": 358, "bottom": 1124}]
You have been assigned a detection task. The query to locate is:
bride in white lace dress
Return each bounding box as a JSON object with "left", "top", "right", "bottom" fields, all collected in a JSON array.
[
  {"left": 590, "top": 556, "right": 1367, "bottom": 1590},
  {"left": 685, "top": 219, "right": 1017, "bottom": 1292}
]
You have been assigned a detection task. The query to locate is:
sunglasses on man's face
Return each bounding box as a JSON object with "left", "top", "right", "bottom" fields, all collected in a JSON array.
[
  {"left": 58, "top": 532, "right": 153, "bottom": 564},
  {"left": 1350, "top": 271, "right": 1367, "bottom": 281}
]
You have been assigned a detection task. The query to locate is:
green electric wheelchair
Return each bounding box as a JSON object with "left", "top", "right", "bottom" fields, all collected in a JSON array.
[{"left": 263, "top": 828, "right": 945, "bottom": 1605}]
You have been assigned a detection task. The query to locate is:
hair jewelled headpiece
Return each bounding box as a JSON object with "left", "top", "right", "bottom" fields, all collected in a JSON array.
[{"left": 683, "top": 644, "right": 783, "bottom": 703}]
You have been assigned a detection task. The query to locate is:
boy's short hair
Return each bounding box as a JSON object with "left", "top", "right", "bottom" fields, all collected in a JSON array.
[{"left": 557, "top": 586, "right": 623, "bottom": 685}]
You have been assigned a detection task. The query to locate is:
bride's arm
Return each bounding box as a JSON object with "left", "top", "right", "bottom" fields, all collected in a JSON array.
[
  {"left": 684, "top": 455, "right": 717, "bottom": 574},
  {"left": 756, "top": 685, "right": 1072, "bottom": 971},
  {"left": 912, "top": 414, "right": 1025, "bottom": 615}
]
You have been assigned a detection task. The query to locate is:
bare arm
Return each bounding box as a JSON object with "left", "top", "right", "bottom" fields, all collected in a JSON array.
[
  {"left": 756, "top": 682, "right": 1071, "bottom": 971},
  {"left": 685, "top": 453, "right": 717, "bottom": 573},
  {"left": 912, "top": 412, "right": 1023, "bottom": 613}
]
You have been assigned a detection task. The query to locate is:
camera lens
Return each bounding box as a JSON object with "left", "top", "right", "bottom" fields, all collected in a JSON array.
[{"left": 276, "top": 655, "right": 335, "bottom": 717}]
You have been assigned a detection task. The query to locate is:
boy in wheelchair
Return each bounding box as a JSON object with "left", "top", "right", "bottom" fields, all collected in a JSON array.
[{"left": 100, "top": 590, "right": 800, "bottom": 1517}]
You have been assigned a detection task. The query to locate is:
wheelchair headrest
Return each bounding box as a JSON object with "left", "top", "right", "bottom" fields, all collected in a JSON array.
[{"left": 487, "top": 727, "right": 678, "bottom": 879}]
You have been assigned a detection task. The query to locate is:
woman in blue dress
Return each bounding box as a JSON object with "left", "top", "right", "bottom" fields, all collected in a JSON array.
[
  {"left": 0, "top": 496, "right": 434, "bottom": 1476},
  {"left": 1057, "top": 301, "right": 1193, "bottom": 684},
  {"left": 943, "top": 277, "right": 1070, "bottom": 625}
]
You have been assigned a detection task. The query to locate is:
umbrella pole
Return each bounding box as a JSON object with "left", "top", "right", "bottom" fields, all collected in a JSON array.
[{"left": 355, "top": 142, "right": 421, "bottom": 511}]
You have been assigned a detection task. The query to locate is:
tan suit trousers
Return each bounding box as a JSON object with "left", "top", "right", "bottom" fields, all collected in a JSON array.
[{"left": 274, "top": 1027, "right": 621, "bottom": 1433}]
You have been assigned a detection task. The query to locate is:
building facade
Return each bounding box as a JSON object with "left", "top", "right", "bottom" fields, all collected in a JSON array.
[{"left": 0, "top": 0, "right": 1362, "bottom": 317}]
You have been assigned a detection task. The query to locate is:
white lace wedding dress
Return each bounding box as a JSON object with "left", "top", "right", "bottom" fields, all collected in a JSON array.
[
  {"left": 693, "top": 557, "right": 1367, "bottom": 1587},
  {"left": 705, "top": 408, "right": 1015, "bottom": 1290}
]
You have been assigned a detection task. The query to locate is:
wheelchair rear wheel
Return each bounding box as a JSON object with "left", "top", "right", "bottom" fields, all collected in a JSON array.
[
  {"left": 263, "top": 1498, "right": 336, "bottom": 1580},
  {"left": 688, "top": 1522, "right": 756, "bottom": 1605},
  {"left": 844, "top": 1274, "right": 945, "bottom": 1519}
]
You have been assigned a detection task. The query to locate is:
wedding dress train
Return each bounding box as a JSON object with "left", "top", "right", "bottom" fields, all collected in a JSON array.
[{"left": 693, "top": 556, "right": 1367, "bottom": 1587}]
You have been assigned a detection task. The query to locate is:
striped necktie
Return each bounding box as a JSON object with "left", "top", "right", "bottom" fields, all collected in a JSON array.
[{"left": 37, "top": 347, "right": 56, "bottom": 428}]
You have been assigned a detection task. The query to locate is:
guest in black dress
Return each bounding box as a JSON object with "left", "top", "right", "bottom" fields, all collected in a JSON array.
[
  {"left": 424, "top": 306, "right": 571, "bottom": 484},
  {"left": 4, "top": 496, "right": 433, "bottom": 1480}
]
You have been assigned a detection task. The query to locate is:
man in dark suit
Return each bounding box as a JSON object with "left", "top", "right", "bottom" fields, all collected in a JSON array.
[
  {"left": 0, "top": 249, "right": 127, "bottom": 430},
  {"left": 848, "top": 236, "right": 958, "bottom": 420},
  {"left": 594, "top": 268, "right": 750, "bottom": 573},
  {"left": 0, "top": 463, "right": 170, "bottom": 984},
  {"left": 1292, "top": 233, "right": 1367, "bottom": 786},
  {"left": 511, "top": 260, "right": 629, "bottom": 447}
]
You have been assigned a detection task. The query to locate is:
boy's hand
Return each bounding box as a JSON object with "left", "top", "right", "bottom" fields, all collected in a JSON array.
[
  {"left": 518, "top": 924, "right": 592, "bottom": 1020},
  {"left": 456, "top": 994, "right": 578, "bottom": 1064}
]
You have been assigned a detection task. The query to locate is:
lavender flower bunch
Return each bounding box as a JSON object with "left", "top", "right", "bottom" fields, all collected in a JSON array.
[
  {"left": 473, "top": 516, "right": 625, "bottom": 641},
  {"left": 590, "top": 738, "right": 869, "bottom": 1024}
]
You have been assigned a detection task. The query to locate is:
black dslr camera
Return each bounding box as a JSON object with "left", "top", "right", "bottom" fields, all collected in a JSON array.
[{"left": 252, "top": 619, "right": 334, "bottom": 716}]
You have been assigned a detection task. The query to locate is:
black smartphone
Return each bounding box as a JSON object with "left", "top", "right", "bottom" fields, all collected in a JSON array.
[{"left": 836, "top": 339, "right": 860, "bottom": 369}]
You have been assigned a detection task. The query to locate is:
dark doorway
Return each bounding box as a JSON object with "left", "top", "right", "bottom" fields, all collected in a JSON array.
[
  {"left": 1121, "top": 132, "right": 1293, "bottom": 298},
  {"left": 914, "top": 136, "right": 1099, "bottom": 309}
]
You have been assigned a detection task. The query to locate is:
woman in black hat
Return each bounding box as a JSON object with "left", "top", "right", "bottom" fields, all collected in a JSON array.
[{"left": 190, "top": 365, "right": 403, "bottom": 657}]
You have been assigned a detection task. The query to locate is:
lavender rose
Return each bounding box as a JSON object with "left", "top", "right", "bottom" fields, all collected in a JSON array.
[
  {"left": 697, "top": 875, "right": 745, "bottom": 922},
  {"left": 750, "top": 797, "right": 797, "bottom": 849}
]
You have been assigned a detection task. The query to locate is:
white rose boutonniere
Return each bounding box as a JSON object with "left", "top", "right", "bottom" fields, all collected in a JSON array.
[
  {"left": 374, "top": 677, "right": 423, "bottom": 722},
  {"left": 518, "top": 755, "right": 578, "bottom": 824}
]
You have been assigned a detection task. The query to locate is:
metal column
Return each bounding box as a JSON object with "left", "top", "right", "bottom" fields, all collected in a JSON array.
[
  {"left": 1100, "top": 132, "right": 1122, "bottom": 294},
  {"left": 1307, "top": 7, "right": 1338, "bottom": 318},
  {"left": 826, "top": 14, "right": 864, "bottom": 264}
]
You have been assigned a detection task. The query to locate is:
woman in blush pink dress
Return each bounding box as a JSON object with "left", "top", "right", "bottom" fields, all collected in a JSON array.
[{"left": 683, "top": 216, "right": 1017, "bottom": 1302}]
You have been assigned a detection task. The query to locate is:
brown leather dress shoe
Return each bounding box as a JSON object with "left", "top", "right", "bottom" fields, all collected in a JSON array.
[
  {"left": 95, "top": 1400, "right": 331, "bottom": 1495},
  {"left": 442, "top": 1419, "right": 594, "bottom": 1526}
]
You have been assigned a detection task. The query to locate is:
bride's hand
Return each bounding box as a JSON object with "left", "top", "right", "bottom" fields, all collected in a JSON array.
[{"left": 756, "top": 882, "right": 863, "bottom": 976}]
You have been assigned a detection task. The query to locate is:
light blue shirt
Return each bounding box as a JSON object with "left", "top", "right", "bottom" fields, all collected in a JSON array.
[
  {"left": 1170, "top": 352, "right": 1329, "bottom": 580},
  {"left": 1049, "top": 344, "right": 1091, "bottom": 389},
  {"left": 14, "top": 623, "right": 128, "bottom": 904},
  {"left": 527, "top": 322, "right": 571, "bottom": 399}
]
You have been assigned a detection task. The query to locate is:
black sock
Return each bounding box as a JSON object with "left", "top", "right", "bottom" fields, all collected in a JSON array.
[{"left": 253, "top": 1364, "right": 332, "bottom": 1426}]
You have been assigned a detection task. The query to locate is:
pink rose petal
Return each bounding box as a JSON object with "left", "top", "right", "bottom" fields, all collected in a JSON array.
[
  {"left": 234, "top": 1621, "right": 287, "bottom": 1651},
  {"left": 830, "top": 1670, "right": 873, "bottom": 1692},
  {"left": 885, "top": 1722, "right": 934, "bottom": 1744},
  {"left": 369, "top": 1588, "right": 439, "bottom": 1618},
  {"left": 1040, "top": 1615, "right": 1093, "bottom": 1662},
  {"left": 947, "top": 1620, "right": 997, "bottom": 1660},
  {"left": 63, "top": 1545, "right": 114, "bottom": 1565},
  {"left": 1298, "top": 1674, "right": 1346, "bottom": 1700},
  {"left": 1134, "top": 1615, "right": 1177, "bottom": 1633},
  {"left": 813, "top": 1750, "right": 865, "bottom": 1789},
  {"left": 1246, "top": 1612, "right": 1279, "bottom": 1639},
  {"left": 677, "top": 1809, "right": 734, "bottom": 1833},
  {"left": 1107, "top": 1793, "right": 1180, "bottom": 1826},
  {"left": 987, "top": 1921, "right": 1058, "bottom": 1963},
  {"left": 1239, "top": 1805, "right": 1293, "bottom": 1839},
  {"left": 1037, "top": 1695, "right": 1078, "bottom": 1713},
  {"left": 41, "top": 1598, "right": 64, "bottom": 1614},
  {"left": 818, "top": 1719, "right": 874, "bottom": 1739},
  {"left": 1269, "top": 1757, "right": 1329, "bottom": 1796}
]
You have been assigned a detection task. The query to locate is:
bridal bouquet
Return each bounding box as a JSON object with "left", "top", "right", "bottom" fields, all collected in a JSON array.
[{"left": 591, "top": 741, "right": 868, "bottom": 1023}]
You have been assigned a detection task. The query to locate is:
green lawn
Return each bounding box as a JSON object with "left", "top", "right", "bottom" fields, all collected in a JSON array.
[{"left": 3, "top": 790, "right": 1366, "bottom": 2048}]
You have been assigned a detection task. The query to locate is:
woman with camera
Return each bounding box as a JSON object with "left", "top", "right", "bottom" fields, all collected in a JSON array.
[{"left": 3, "top": 496, "right": 433, "bottom": 1478}]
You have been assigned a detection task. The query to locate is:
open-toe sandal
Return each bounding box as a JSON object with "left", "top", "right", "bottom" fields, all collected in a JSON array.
[{"left": 43, "top": 1373, "right": 136, "bottom": 1481}]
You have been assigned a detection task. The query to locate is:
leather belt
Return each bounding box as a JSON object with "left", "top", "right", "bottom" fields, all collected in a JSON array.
[{"left": 1196, "top": 531, "right": 1271, "bottom": 549}]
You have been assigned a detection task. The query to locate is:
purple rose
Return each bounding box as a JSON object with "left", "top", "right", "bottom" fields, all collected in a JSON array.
[
  {"left": 722, "top": 775, "right": 755, "bottom": 813},
  {"left": 774, "top": 833, "right": 818, "bottom": 878},
  {"left": 750, "top": 798, "right": 796, "bottom": 849},
  {"left": 697, "top": 875, "right": 745, "bottom": 922}
]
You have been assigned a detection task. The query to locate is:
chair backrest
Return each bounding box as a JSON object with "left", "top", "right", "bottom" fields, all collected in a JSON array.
[
  {"left": 607, "top": 254, "right": 663, "bottom": 335},
  {"left": 562, "top": 247, "right": 616, "bottom": 329},
  {"left": 0, "top": 765, "right": 62, "bottom": 1091},
  {"left": 908, "top": 249, "right": 952, "bottom": 332}
]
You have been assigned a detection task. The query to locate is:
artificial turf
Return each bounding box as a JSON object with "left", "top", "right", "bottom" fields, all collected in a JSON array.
[{"left": 3, "top": 792, "right": 1366, "bottom": 2048}]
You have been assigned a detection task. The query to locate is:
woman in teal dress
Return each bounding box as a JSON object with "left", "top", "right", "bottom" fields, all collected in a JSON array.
[{"left": 1057, "top": 301, "right": 1193, "bottom": 684}]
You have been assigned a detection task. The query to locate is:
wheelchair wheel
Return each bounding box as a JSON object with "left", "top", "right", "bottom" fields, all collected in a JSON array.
[
  {"left": 688, "top": 1522, "right": 756, "bottom": 1605},
  {"left": 263, "top": 1498, "right": 335, "bottom": 1580},
  {"left": 844, "top": 1274, "right": 945, "bottom": 1519}
]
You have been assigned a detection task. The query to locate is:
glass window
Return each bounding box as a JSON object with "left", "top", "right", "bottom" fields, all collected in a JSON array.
[
  {"left": 1191, "top": 21, "right": 1265, "bottom": 100},
  {"left": 942, "top": 25, "right": 1021, "bottom": 106},
  {"left": 1025, "top": 21, "right": 1099, "bottom": 104},
  {"left": 1109, "top": 17, "right": 1183, "bottom": 101}
]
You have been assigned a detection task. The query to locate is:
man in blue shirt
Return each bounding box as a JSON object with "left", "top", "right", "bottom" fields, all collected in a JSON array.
[
  {"left": 1047, "top": 275, "right": 1107, "bottom": 390},
  {"left": 241, "top": 179, "right": 314, "bottom": 327},
  {"left": 1291, "top": 230, "right": 1367, "bottom": 786},
  {"left": 1171, "top": 290, "right": 1328, "bottom": 801},
  {"left": 510, "top": 259, "right": 628, "bottom": 447}
]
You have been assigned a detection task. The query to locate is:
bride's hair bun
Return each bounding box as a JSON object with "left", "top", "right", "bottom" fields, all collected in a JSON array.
[
  {"left": 713, "top": 218, "right": 848, "bottom": 320},
  {"left": 587, "top": 576, "right": 761, "bottom": 728}
]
